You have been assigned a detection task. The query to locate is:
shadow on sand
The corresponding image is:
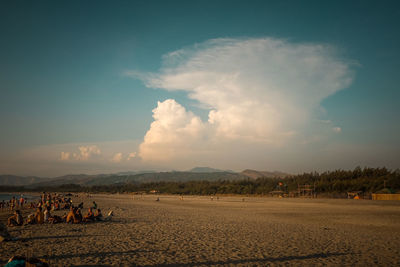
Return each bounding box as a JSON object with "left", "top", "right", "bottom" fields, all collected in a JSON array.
[
  {"left": 141, "top": 252, "right": 348, "bottom": 267},
  {"left": 46, "top": 249, "right": 166, "bottom": 261},
  {"left": 20, "top": 234, "right": 106, "bottom": 241},
  {"left": 43, "top": 251, "right": 347, "bottom": 267}
]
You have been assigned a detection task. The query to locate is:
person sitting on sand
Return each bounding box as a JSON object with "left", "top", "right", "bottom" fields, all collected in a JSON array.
[
  {"left": 61, "top": 212, "right": 67, "bottom": 222},
  {"left": 66, "top": 207, "right": 76, "bottom": 223},
  {"left": 66, "top": 207, "right": 82, "bottom": 224},
  {"left": 35, "top": 207, "right": 44, "bottom": 224},
  {"left": 5, "top": 256, "right": 49, "bottom": 267},
  {"left": 102, "top": 210, "right": 113, "bottom": 222},
  {"left": 7, "top": 210, "right": 23, "bottom": 227},
  {"left": 29, "top": 202, "right": 36, "bottom": 209},
  {"left": 26, "top": 213, "right": 36, "bottom": 224},
  {"left": 62, "top": 202, "right": 69, "bottom": 210},
  {"left": 83, "top": 208, "right": 95, "bottom": 222},
  {"left": 75, "top": 208, "right": 82, "bottom": 223},
  {"left": 48, "top": 214, "right": 63, "bottom": 224},
  {"left": 94, "top": 209, "right": 103, "bottom": 221},
  {"left": 0, "top": 221, "right": 12, "bottom": 242}
]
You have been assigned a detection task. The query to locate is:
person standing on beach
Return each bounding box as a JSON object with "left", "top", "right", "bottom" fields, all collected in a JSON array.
[
  {"left": 0, "top": 200, "right": 5, "bottom": 212},
  {"left": 9, "top": 197, "right": 15, "bottom": 212},
  {"left": 41, "top": 192, "right": 45, "bottom": 205},
  {"left": 43, "top": 207, "right": 51, "bottom": 222},
  {"left": 19, "top": 196, "right": 25, "bottom": 209}
]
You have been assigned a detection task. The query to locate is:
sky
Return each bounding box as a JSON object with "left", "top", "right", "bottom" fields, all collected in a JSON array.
[{"left": 0, "top": 0, "right": 399, "bottom": 177}]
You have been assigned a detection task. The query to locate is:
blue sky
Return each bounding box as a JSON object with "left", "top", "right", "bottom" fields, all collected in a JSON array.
[{"left": 0, "top": 0, "right": 399, "bottom": 176}]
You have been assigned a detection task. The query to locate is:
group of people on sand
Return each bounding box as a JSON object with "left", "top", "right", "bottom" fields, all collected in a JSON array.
[
  {"left": 1, "top": 193, "right": 73, "bottom": 212},
  {"left": 65, "top": 206, "right": 104, "bottom": 223},
  {"left": 1, "top": 196, "right": 26, "bottom": 212},
  {"left": 6, "top": 192, "right": 112, "bottom": 227}
]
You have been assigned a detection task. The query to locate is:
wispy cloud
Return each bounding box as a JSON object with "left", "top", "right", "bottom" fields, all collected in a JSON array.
[{"left": 333, "top": 127, "right": 342, "bottom": 133}]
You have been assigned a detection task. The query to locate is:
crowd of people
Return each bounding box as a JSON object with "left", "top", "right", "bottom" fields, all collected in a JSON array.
[
  {"left": 5, "top": 192, "right": 111, "bottom": 227},
  {"left": 0, "top": 196, "right": 26, "bottom": 212}
]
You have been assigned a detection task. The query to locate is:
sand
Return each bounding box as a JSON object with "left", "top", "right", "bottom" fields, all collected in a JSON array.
[{"left": 1, "top": 194, "right": 399, "bottom": 266}]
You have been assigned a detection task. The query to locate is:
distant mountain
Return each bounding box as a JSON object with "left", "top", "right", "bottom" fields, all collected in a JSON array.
[
  {"left": 114, "top": 171, "right": 156, "bottom": 176},
  {"left": 241, "top": 169, "right": 291, "bottom": 179},
  {"left": 24, "top": 171, "right": 157, "bottom": 188},
  {"left": 2, "top": 170, "right": 248, "bottom": 188},
  {"left": 27, "top": 174, "right": 94, "bottom": 188},
  {"left": 0, "top": 175, "right": 50, "bottom": 186},
  {"left": 189, "top": 167, "right": 235, "bottom": 173},
  {"left": 17, "top": 171, "right": 245, "bottom": 188},
  {"left": 79, "top": 171, "right": 245, "bottom": 185}
]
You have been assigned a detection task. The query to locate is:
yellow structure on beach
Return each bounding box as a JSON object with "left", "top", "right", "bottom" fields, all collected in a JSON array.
[{"left": 372, "top": 194, "right": 400, "bottom": 200}]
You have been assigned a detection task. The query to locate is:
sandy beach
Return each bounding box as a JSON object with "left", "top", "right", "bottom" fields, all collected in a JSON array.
[{"left": 1, "top": 194, "right": 399, "bottom": 266}]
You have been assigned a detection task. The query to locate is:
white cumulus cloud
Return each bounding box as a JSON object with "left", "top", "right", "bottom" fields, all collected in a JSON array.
[
  {"left": 60, "top": 152, "right": 70, "bottom": 161},
  {"left": 139, "top": 99, "right": 208, "bottom": 162},
  {"left": 112, "top": 152, "right": 123, "bottom": 163},
  {"left": 131, "top": 37, "right": 354, "bottom": 166},
  {"left": 73, "top": 145, "right": 101, "bottom": 161},
  {"left": 127, "top": 152, "right": 137, "bottom": 160}
]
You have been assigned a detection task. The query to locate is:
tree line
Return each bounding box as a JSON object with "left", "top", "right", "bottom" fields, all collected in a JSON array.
[{"left": 0, "top": 167, "right": 398, "bottom": 197}]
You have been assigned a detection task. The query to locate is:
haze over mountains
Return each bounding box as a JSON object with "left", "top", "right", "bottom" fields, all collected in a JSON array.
[{"left": 0, "top": 168, "right": 291, "bottom": 187}]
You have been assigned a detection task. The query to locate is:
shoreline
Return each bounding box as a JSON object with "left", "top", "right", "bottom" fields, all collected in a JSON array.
[{"left": 0, "top": 190, "right": 384, "bottom": 200}]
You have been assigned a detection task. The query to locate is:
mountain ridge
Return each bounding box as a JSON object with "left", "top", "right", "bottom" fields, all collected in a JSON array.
[
  {"left": 241, "top": 169, "right": 291, "bottom": 179},
  {"left": 188, "top": 167, "right": 235, "bottom": 173},
  {"left": 0, "top": 168, "right": 289, "bottom": 187}
]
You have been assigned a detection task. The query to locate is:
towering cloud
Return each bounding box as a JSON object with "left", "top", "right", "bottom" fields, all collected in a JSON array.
[
  {"left": 139, "top": 99, "right": 208, "bottom": 162},
  {"left": 132, "top": 38, "right": 353, "bottom": 166}
]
